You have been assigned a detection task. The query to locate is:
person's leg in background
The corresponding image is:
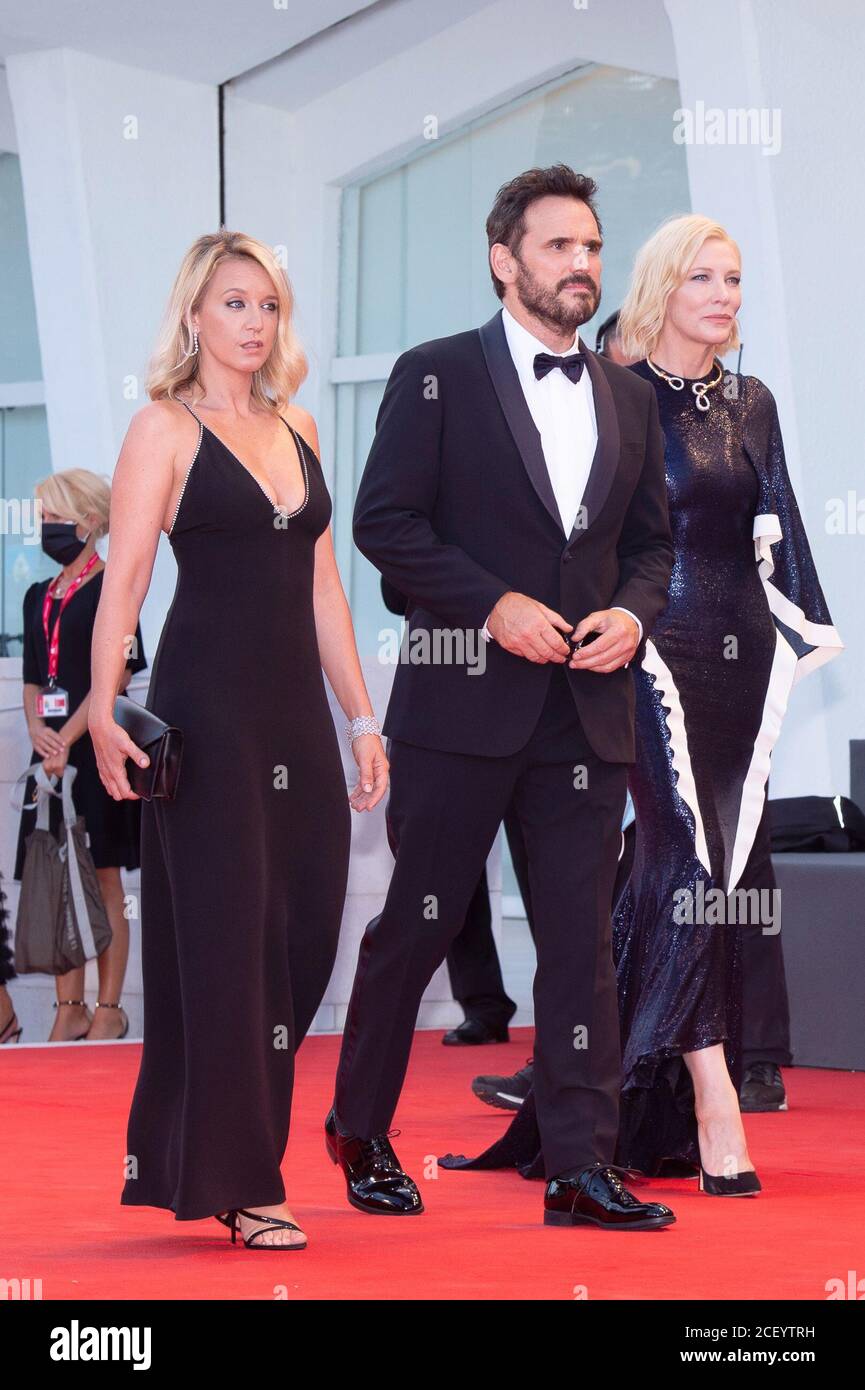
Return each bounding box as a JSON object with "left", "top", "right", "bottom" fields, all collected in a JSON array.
[
  {"left": 442, "top": 865, "right": 517, "bottom": 1043},
  {"left": 0, "top": 875, "right": 22, "bottom": 1044},
  {"left": 738, "top": 791, "right": 791, "bottom": 1112},
  {"left": 85, "top": 865, "right": 131, "bottom": 1040}
]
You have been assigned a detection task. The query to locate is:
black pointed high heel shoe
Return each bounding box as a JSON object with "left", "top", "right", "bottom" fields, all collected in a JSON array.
[
  {"left": 216, "top": 1209, "right": 307, "bottom": 1250},
  {"left": 698, "top": 1165, "right": 762, "bottom": 1196}
]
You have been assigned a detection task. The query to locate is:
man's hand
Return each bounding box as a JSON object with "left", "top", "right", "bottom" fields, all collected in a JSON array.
[
  {"left": 568, "top": 609, "right": 640, "bottom": 673},
  {"left": 487, "top": 592, "right": 573, "bottom": 663}
]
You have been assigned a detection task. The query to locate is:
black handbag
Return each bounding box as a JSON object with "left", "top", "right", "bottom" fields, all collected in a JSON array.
[
  {"left": 768, "top": 795, "right": 865, "bottom": 852},
  {"left": 113, "top": 694, "right": 183, "bottom": 801}
]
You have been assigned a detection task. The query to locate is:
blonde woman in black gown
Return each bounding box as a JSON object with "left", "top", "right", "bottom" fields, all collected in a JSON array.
[{"left": 90, "top": 232, "right": 388, "bottom": 1249}]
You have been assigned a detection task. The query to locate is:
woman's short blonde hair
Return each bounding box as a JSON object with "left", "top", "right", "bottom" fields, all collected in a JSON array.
[
  {"left": 35, "top": 468, "right": 112, "bottom": 539},
  {"left": 618, "top": 214, "right": 741, "bottom": 362},
  {"left": 145, "top": 230, "right": 307, "bottom": 412}
]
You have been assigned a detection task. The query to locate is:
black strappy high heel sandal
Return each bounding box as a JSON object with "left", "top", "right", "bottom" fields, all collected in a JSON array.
[{"left": 216, "top": 1209, "right": 307, "bottom": 1250}]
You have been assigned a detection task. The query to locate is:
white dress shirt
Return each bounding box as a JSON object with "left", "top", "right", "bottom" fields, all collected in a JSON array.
[{"left": 480, "top": 305, "right": 642, "bottom": 654}]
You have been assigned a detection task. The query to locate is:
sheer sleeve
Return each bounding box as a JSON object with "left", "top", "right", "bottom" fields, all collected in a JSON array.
[{"left": 743, "top": 376, "right": 843, "bottom": 680}]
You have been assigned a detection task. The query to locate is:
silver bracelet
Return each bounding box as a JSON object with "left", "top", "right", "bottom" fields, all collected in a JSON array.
[{"left": 346, "top": 715, "right": 381, "bottom": 744}]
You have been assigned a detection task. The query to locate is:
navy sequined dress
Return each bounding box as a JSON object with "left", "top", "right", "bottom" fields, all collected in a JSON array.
[
  {"left": 438, "top": 360, "right": 842, "bottom": 1181},
  {"left": 610, "top": 361, "right": 776, "bottom": 1173}
]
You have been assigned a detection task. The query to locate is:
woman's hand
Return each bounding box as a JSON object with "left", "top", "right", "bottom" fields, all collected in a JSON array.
[
  {"left": 42, "top": 741, "right": 70, "bottom": 779},
  {"left": 89, "top": 714, "right": 149, "bottom": 801},
  {"left": 28, "top": 718, "right": 67, "bottom": 761},
  {"left": 348, "top": 733, "right": 389, "bottom": 812}
]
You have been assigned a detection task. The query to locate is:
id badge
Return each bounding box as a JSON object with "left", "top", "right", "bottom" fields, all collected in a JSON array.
[{"left": 37, "top": 684, "right": 69, "bottom": 717}]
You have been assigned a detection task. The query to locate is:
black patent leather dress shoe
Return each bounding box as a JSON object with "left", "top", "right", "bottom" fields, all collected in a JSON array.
[
  {"left": 739, "top": 1061, "right": 788, "bottom": 1112},
  {"left": 442, "top": 1017, "right": 510, "bottom": 1046},
  {"left": 544, "top": 1162, "right": 676, "bottom": 1230},
  {"left": 325, "top": 1108, "right": 424, "bottom": 1215}
]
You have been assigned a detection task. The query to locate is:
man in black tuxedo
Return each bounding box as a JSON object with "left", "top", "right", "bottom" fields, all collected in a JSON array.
[{"left": 327, "top": 164, "right": 677, "bottom": 1230}]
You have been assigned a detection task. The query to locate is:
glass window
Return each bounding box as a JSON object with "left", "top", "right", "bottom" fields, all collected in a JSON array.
[
  {"left": 1, "top": 406, "right": 53, "bottom": 655},
  {"left": 334, "top": 62, "right": 691, "bottom": 652}
]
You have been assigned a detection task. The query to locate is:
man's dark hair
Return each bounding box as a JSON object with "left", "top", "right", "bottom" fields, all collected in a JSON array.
[
  {"left": 485, "top": 164, "right": 601, "bottom": 300},
  {"left": 595, "top": 309, "right": 621, "bottom": 355}
]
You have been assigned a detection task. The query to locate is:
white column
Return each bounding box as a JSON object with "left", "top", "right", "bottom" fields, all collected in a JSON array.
[
  {"left": 664, "top": 0, "right": 860, "bottom": 795},
  {"left": 5, "top": 49, "right": 219, "bottom": 1039}
]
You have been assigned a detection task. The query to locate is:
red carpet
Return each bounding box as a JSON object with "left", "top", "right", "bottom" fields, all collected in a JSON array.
[{"left": 2, "top": 1028, "right": 861, "bottom": 1300}]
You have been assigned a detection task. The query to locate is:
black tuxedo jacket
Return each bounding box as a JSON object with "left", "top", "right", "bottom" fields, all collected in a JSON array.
[{"left": 352, "top": 308, "right": 674, "bottom": 763}]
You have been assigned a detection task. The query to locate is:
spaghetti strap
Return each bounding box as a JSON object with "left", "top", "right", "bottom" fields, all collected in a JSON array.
[{"left": 176, "top": 396, "right": 203, "bottom": 425}]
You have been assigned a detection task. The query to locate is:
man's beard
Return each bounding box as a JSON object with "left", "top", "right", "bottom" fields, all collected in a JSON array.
[{"left": 513, "top": 257, "right": 600, "bottom": 334}]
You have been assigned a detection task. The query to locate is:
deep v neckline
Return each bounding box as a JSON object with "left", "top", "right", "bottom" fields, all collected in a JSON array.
[{"left": 204, "top": 417, "right": 309, "bottom": 516}]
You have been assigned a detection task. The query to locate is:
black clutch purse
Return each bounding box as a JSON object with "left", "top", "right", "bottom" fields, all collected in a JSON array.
[{"left": 113, "top": 695, "right": 183, "bottom": 801}]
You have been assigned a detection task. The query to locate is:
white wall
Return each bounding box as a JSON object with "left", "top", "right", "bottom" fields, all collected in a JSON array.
[{"left": 664, "top": 0, "right": 859, "bottom": 795}]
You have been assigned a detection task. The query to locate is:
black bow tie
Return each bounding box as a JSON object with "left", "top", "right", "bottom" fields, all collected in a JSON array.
[{"left": 533, "top": 350, "right": 586, "bottom": 384}]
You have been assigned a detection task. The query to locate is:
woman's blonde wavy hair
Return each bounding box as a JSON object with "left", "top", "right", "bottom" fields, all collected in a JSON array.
[
  {"left": 35, "top": 468, "right": 112, "bottom": 539},
  {"left": 618, "top": 214, "right": 741, "bottom": 362},
  {"left": 145, "top": 230, "right": 307, "bottom": 412}
]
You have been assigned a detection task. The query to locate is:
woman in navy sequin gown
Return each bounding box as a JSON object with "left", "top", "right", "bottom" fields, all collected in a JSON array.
[{"left": 439, "top": 215, "right": 842, "bottom": 1190}]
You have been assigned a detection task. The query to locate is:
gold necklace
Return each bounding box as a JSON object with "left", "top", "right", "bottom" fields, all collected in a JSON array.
[{"left": 646, "top": 355, "right": 724, "bottom": 412}]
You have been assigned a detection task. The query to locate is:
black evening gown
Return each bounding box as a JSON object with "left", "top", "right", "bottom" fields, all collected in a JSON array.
[
  {"left": 14, "top": 570, "right": 147, "bottom": 881},
  {"left": 120, "top": 403, "right": 351, "bottom": 1221},
  {"left": 439, "top": 363, "right": 841, "bottom": 1180}
]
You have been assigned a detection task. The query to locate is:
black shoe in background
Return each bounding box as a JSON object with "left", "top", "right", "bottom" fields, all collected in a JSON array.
[
  {"left": 471, "top": 1056, "right": 534, "bottom": 1110},
  {"left": 442, "top": 1017, "right": 510, "bottom": 1046},
  {"left": 740, "top": 1061, "right": 788, "bottom": 1112}
]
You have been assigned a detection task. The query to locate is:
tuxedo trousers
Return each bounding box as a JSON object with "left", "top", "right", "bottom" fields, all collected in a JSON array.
[{"left": 334, "top": 663, "right": 629, "bottom": 1179}]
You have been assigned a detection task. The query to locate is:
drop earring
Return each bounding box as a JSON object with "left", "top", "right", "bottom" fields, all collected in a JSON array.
[{"left": 192, "top": 328, "right": 199, "bottom": 354}]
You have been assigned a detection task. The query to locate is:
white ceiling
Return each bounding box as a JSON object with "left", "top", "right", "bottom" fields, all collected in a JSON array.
[
  {"left": 234, "top": 0, "right": 496, "bottom": 109},
  {"left": 0, "top": 0, "right": 380, "bottom": 86}
]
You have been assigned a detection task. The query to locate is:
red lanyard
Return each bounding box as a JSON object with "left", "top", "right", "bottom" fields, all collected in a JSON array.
[{"left": 41, "top": 553, "right": 100, "bottom": 684}]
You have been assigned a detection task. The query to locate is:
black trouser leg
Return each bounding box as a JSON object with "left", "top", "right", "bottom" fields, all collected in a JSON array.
[
  {"left": 383, "top": 738, "right": 516, "bottom": 1032},
  {"left": 508, "top": 690, "right": 628, "bottom": 1178},
  {"left": 334, "top": 738, "right": 520, "bottom": 1139}
]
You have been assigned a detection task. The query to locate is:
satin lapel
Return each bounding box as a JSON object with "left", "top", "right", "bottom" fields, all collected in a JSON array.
[
  {"left": 567, "top": 344, "right": 621, "bottom": 553},
  {"left": 478, "top": 310, "right": 565, "bottom": 535}
]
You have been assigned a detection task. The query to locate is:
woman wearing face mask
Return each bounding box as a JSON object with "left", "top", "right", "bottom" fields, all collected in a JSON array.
[{"left": 13, "top": 469, "right": 147, "bottom": 1041}]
